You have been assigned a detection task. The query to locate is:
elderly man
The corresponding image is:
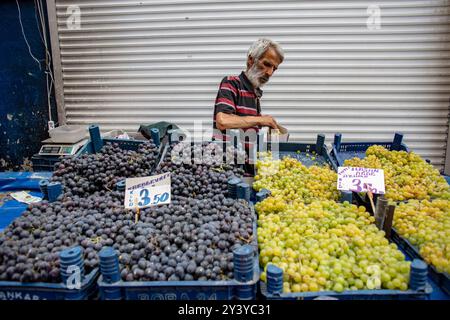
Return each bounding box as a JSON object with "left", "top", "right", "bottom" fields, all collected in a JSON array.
[{"left": 213, "top": 38, "right": 286, "bottom": 148}]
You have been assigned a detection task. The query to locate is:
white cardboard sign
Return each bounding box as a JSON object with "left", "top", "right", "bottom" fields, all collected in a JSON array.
[
  {"left": 124, "top": 172, "right": 171, "bottom": 209},
  {"left": 337, "top": 167, "right": 385, "bottom": 194},
  {"left": 10, "top": 191, "right": 42, "bottom": 204}
]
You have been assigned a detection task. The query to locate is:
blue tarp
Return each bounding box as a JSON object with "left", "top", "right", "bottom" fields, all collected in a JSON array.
[
  {"left": 0, "top": 191, "right": 42, "bottom": 232},
  {"left": 444, "top": 175, "right": 450, "bottom": 185},
  {"left": 0, "top": 172, "right": 52, "bottom": 191},
  {"left": 0, "top": 171, "right": 52, "bottom": 231}
]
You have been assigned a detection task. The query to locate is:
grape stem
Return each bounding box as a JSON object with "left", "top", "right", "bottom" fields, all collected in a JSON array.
[{"left": 239, "top": 235, "right": 253, "bottom": 244}]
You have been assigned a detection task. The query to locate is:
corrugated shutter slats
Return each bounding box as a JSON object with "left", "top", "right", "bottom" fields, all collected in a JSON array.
[{"left": 50, "top": 0, "right": 450, "bottom": 168}]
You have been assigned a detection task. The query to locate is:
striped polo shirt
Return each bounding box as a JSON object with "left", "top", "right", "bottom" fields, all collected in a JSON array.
[{"left": 213, "top": 71, "right": 263, "bottom": 142}]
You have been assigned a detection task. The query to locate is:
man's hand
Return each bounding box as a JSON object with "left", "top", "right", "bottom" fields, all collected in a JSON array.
[
  {"left": 258, "top": 115, "right": 278, "bottom": 129},
  {"left": 276, "top": 123, "right": 288, "bottom": 134}
]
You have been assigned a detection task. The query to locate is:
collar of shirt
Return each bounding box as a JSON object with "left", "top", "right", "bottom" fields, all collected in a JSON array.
[{"left": 240, "top": 71, "right": 263, "bottom": 99}]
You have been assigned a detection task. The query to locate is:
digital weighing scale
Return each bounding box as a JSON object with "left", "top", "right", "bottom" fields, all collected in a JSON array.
[{"left": 38, "top": 138, "right": 87, "bottom": 156}]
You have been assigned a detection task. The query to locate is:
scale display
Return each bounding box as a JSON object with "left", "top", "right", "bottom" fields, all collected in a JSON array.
[
  {"left": 38, "top": 139, "right": 87, "bottom": 156},
  {"left": 39, "top": 145, "right": 76, "bottom": 156},
  {"left": 41, "top": 146, "right": 63, "bottom": 154}
]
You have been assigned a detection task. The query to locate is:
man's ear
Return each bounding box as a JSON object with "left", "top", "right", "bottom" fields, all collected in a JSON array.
[{"left": 247, "top": 56, "right": 254, "bottom": 69}]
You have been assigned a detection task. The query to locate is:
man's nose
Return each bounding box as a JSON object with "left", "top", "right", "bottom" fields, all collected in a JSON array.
[{"left": 266, "top": 67, "right": 275, "bottom": 77}]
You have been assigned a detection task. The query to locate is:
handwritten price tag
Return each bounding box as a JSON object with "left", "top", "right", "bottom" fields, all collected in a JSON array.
[
  {"left": 124, "top": 173, "right": 171, "bottom": 209},
  {"left": 337, "top": 167, "right": 385, "bottom": 194}
]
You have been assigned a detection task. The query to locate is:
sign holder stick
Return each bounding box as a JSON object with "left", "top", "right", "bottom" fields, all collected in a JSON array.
[{"left": 367, "top": 189, "right": 376, "bottom": 214}]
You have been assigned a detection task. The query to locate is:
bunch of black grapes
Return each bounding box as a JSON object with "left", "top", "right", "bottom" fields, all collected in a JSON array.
[
  {"left": 0, "top": 190, "right": 124, "bottom": 283},
  {"left": 0, "top": 139, "right": 256, "bottom": 284},
  {"left": 168, "top": 141, "right": 247, "bottom": 167},
  {"left": 156, "top": 142, "right": 246, "bottom": 199},
  {"left": 0, "top": 190, "right": 255, "bottom": 283},
  {"left": 51, "top": 141, "right": 159, "bottom": 196},
  {"left": 116, "top": 195, "right": 255, "bottom": 282}
]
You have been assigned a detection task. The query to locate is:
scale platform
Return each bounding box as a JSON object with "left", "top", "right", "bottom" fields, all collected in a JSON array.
[{"left": 38, "top": 138, "right": 88, "bottom": 156}]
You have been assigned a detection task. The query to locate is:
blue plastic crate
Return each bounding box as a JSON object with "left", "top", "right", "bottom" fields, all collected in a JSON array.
[
  {"left": 98, "top": 208, "right": 259, "bottom": 300},
  {"left": 328, "top": 132, "right": 410, "bottom": 209},
  {"left": 80, "top": 138, "right": 160, "bottom": 154},
  {"left": 329, "top": 132, "right": 409, "bottom": 167},
  {"left": 255, "top": 193, "right": 432, "bottom": 300},
  {"left": 259, "top": 281, "right": 432, "bottom": 300},
  {"left": 259, "top": 241, "right": 432, "bottom": 300},
  {"left": 260, "top": 137, "right": 338, "bottom": 171},
  {"left": 0, "top": 268, "right": 99, "bottom": 300},
  {"left": 31, "top": 155, "right": 61, "bottom": 172},
  {"left": 257, "top": 226, "right": 433, "bottom": 300},
  {"left": 78, "top": 138, "right": 164, "bottom": 175},
  {"left": 156, "top": 140, "right": 247, "bottom": 172},
  {"left": 252, "top": 136, "right": 339, "bottom": 203},
  {"left": 444, "top": 175, "right": 450, "bottom": 185},
  {"left": 80, "top": 124, "right": 159, "bottom": 154},
  {"left": 391, "top": 228, "right": 450, "bottom": 296},
  {"left": 98, "top": 259, "right": 259, "bottom": 300},
  {"left": 271, "top": 142, "right": 337, "bottom": 171}
]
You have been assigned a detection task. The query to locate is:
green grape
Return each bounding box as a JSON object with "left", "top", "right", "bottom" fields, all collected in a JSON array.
[
  {"left": 344, "top": 145, "right": 450, "bottom": 202},
  {"left": 254, "top": 154, "right": 340, "bottom": 204},
  {"left": 394, "top": 199, "right": 450, "bottom": 274},
  {"left": 258, "top": 200, "right": 410, "bottom": 293}
]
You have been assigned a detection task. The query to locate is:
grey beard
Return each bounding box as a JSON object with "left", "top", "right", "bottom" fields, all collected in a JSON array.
[{"left": 246, "top": 64, "right": 268, "bottom": 89}]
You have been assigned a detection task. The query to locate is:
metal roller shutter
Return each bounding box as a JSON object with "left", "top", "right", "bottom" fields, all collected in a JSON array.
[{"left": 47, "top": 0, "right": 450, "bottom": 169}]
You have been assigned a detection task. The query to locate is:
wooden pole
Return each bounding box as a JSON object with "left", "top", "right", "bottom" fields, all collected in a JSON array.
[
  {"left": 383, "top": 204, "right": 396, "bottom": 238},
  {"left": 375, "top": 196, "right": 389, "bottom": 230}
]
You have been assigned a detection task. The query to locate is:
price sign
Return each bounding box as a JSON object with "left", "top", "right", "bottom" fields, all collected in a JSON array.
[
  {"left": 337, "top": 167, "right": 385, "bottom": 194},
  {"left": 124, "top": 173, "right": 171, "bottom": 209}
]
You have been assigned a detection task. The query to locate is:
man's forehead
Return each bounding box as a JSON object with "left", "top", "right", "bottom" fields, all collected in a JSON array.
[{"left": 260, "top": 47, "right": 282, "bottom": 65}]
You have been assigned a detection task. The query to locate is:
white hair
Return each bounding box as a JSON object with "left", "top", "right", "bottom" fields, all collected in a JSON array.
[{"left": 247, "top": 38, "right": 284, "bottom": 63}]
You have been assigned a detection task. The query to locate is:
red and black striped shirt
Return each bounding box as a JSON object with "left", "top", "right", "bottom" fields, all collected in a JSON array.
[{"left": 213, "top": 71, "right": 263, "bottom": 141}]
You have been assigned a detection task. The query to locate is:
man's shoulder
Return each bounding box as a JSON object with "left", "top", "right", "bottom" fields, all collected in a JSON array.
[{"left": 220, "top": 75, "right": 242, "bottom": 85}]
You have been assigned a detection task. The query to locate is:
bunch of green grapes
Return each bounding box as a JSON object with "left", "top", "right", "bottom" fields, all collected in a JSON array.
[
  {"left": 393, "top": 199, "right": 450, "bottom": 274},
  {"left": 257, "top": 200, "right": 410, "bottom": 293},
  {"left": 254, "top": 153, "right": 340, "bottom": 204},
  {"left": 344, "top": 145, "right": 450, "bottom": 201}
]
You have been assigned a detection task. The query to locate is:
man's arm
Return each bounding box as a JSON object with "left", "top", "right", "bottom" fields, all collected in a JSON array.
[{"left": 216, "top": 112, "right": 278, "bottom": 131}]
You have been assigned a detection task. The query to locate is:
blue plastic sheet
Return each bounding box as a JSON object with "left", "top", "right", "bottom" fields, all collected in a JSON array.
[
  {"left": 444, "top": 175, "right": 450, "bottom": 185},
  {"left": 0, "top": 171, "right": 52, "bottom": 231},
  {"left": 0, "top": 191, "right": 43, "bottom": 232},
  {"left": 0, "top": 172, "right": 52, "bottom": 192}
]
